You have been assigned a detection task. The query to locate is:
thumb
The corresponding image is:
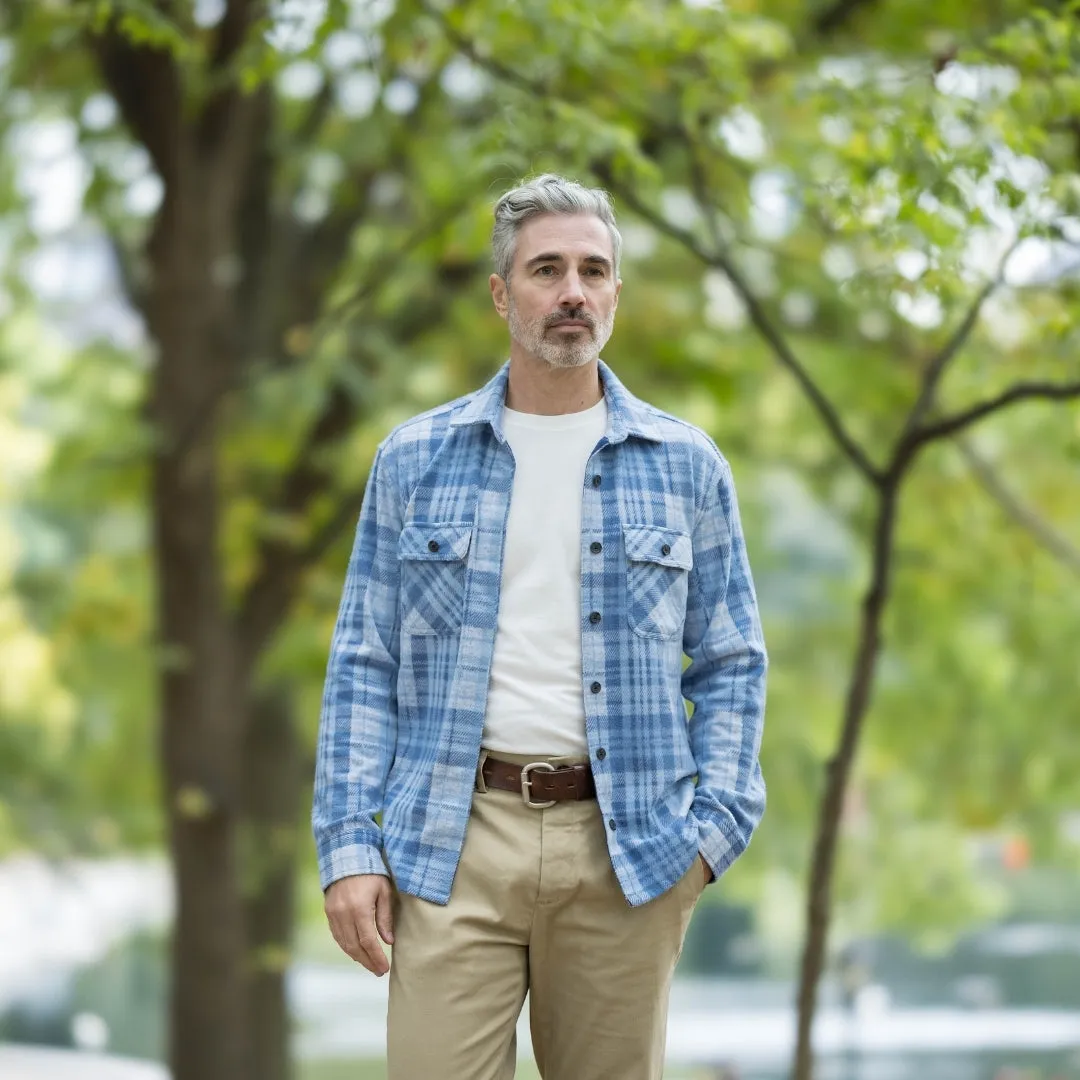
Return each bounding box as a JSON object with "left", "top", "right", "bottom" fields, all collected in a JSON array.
[{"left": 375, "top": 881, "right": 395, "bottom": 945}]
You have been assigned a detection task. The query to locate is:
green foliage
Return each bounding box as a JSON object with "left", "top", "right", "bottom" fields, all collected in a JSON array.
[
  {"left": 0, "top": 0, "right": 1077, "bottom": 955},
  {"left": 0, "top": 317, "right": 77, "bottom": 852}
]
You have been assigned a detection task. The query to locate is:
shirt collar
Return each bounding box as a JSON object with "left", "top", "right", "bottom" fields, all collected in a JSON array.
[{"left": 449, "top": 359, "right": 663, "bottom": 445}]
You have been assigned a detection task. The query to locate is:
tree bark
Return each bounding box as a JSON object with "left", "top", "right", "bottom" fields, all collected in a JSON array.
[
  {"left": 241, "top": 685, "right": 303, "bottom": 1080},
  {"left": 148, "top": 173, "right": 251, "bottom": 1080},
  {"left": 792, "top": 482, "right": 901, "bottom": 1080}
]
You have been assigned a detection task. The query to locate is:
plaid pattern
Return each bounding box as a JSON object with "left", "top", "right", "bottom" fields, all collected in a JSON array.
[{"left": 313, "top": 361, "right": 767, "bottom": 907}]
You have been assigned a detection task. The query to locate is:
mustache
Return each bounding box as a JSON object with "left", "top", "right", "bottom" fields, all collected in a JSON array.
[{"left": 544, "top": 310, "right": 596, "bottom": 330}]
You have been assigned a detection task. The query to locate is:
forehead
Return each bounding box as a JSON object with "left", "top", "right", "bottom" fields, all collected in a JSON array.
[{"left": 513, "top": 213, "right": 614, "bottom": 266}]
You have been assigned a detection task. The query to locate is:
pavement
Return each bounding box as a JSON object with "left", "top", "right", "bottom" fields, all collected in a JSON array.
[{"left": 0, "top": 1045, "right": 166, "bottom": 1079}]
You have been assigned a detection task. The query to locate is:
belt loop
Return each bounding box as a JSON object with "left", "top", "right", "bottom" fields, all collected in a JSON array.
[{"left": 475, "top": 749, "right": 490, "bottom": 793}]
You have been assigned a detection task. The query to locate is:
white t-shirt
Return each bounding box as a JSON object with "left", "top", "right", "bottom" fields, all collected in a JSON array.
[{"left": 482, "top": 397, "right": 608, "bottom": 755}]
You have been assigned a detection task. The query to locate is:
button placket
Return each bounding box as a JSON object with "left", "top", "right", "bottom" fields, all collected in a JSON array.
[{"left": 582, "top": 451, "right": 608, "bottom": 807}]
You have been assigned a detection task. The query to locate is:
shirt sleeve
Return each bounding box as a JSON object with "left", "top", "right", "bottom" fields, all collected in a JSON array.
[
  {"left": 681, "top": 453, "right": 768, "bottom": 883},
  {"left": 312, "top": 440, "right": 402, "bottom": 890}
]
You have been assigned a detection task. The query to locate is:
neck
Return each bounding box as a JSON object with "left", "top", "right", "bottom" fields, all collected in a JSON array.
[{"left": 505, "top": 352, "right": 603, "bottom": 415}]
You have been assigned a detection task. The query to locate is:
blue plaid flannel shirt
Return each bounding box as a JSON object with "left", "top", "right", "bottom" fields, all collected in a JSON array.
[{"left": 313, "top": 360, "right": 767, "bottom": 907}]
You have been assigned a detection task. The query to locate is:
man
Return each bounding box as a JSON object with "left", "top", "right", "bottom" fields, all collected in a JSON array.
[{"left": 313, "top": 174, "right": 767, "bottom": 1079}]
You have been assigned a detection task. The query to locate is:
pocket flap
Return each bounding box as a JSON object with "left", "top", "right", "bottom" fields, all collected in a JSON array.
[
  {"left": 623, "top": 524, "right": 693, "bottom": 571},
  {"left": 398, "top": 521, "right": 473, "bottom": 561}
]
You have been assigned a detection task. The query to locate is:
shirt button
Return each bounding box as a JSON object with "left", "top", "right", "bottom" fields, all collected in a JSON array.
[
  {"left": 591, "top": 474, "right": 602, "bottom": 488},
  {"left": 590, "top": 541, "right": 602, "bottom": 554},
  {"left": 596, "top": 747, "right": 606, "bottom": 760},
  {"left": 589, "top": 611, "right": 602, "bottom": 625},
  {"left": 590, "top": 681, "right": 602, "bottom": 694},
  {"left": 608, "top": 818, "right": 617, "bottom": 830},
  {"left": 428, "top": 540, "right": 440, "bottom": 553},
  {"left": 661, "top": 543, "right": 671, "bottom": 556}
]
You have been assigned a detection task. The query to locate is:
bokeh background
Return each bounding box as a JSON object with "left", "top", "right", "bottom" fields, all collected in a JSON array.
[{"left": 1, "top": 1, "right": 1078, "bottom": 1078}]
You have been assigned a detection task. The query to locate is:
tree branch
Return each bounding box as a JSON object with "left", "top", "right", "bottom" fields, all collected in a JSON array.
[
  {"left": 912, "top": 382, "right": 1080, "bottom": 445},
  {"left": 235, "top": 478, "right": 370, "bottom": 669},
  {"left": 431, "top": 0, "right": 694, "bottom": 163},
  {"left": 233, "top": 100, "right": 373, "bottom": 373},
  {"left": 295, "top": 80, "right": 335, "bottom": 147},
  {"left": 813, "top": 0, "right": 882, "bottom": 35},
  {"left": 602, "top": 175, "right": 884, "bottom": 486},
  {"left": 107, "top": 234, "right": 149, "bottom": 317},
  {"left": 310, "top": 194, "right": 476, "bottom": 351},
  {"left": 235, "top": 258, "right": 483, "bottom": 654},
  {"left": 428, "top": 0, "right": 887, "bottom": 489},
  {"left": 685, "top": 129, "right": 732, "bottom": 256},
  {"left": 173, "top": 189, "right": 471, "bottom": 470},
  {"left": 212, "top": 0, "right": 259, "bottom": 69},
  {"left": 233, "top": 91, "right": 278, "bottom": 359},
  {"left": 258, "top": 59, "right": 458, "bottom": 366},
  {"left": 199, "top": 0, "right": 266, "bottom": 178},
  {"left": 899, "top": 236, "right": 1021, "bottom": 441},
  {"left": 431, "top": 5, "right": 553, "bottom": 98},
  {"left": 956, "top": 438, "right": 1080, "bottom": 575},
  {"left": 88, "top": 14, "right": 184, "bottom": 186},
  {"left": 295, "top": 484, "right": 369, "bottom": 579}
]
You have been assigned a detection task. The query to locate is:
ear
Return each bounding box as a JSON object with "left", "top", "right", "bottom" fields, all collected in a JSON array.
[
  {"left": 490, "top": 274, "right": 509, "bottom": 320},
  {"left": 614, "top": 278, "right": 622, "bottom": 307}
]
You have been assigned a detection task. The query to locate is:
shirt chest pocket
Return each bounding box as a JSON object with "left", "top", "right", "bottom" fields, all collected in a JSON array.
[
  {"left": 623, "top": 524, "right": 693, "bottom": 641},
  {"left": 397, "top": 522, "right": 472, "bottom": 636}
]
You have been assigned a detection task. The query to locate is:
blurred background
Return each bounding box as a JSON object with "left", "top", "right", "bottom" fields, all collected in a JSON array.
[{"left": 0, "top": 1, "right": 1078, "bottom": 1078}]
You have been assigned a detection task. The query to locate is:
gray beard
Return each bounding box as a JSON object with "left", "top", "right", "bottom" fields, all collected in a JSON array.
[{"left": 508, "top": 300, "right": 615, "bottom": 369}]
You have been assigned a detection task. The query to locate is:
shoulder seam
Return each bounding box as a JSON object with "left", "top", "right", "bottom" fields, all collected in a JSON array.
[{"left": 380, "top": 391, "right": 477, "bottom": 447}]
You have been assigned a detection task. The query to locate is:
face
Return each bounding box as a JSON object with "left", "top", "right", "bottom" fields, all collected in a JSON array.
[{"left": 490, "top": 213, "right": 622, "bottom": 370}]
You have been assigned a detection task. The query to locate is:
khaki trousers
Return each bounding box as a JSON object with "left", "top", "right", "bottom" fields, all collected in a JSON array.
[{"left": 386, "top": 751, "right": 705, "bottom": 1080}]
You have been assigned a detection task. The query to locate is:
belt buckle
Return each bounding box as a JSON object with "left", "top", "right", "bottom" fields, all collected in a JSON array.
[{"left": 520, "top": 761, "right": 557, "bottom": 809}]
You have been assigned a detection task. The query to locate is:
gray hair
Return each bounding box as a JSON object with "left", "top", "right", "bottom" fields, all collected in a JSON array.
[{"left": 491, "top": 174, "right": 622, "bottom": 282}]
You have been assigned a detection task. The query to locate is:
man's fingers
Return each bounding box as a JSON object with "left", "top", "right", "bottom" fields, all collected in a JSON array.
[
  {"left": 327, "top": 915, "right": 360, "bottom": 963},
  {"left": 329, "top": 911, "right": 388, "bottom": 975},
  {"left": 374, "top": 881, "right": 395, "bottom": 945},
  {"left": 324, "top": 875, "right": 392, "bottom": 975},
  {"left": 326, "top": 911, "right": 362, "bottom": 963},
  {"left": 355, "top": 917, "right": 390, "bottom": 975}
]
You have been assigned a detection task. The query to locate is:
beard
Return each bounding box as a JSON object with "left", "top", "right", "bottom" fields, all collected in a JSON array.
[{"left": 508, "top": 297, "right": 615, "bottom": 369}]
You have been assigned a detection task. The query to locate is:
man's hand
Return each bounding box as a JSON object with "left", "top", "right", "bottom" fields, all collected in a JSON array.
[{"left": 324, "top": 874, "right": 395, "bottom": 976}]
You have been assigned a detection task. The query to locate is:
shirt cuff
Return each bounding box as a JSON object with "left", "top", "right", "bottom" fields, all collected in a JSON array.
[
  {"left": 692, "top": 800, "right": 748, "bottom": 884},
  {"left": 318, "top": 831, "right": 388, "bottom": 891}
]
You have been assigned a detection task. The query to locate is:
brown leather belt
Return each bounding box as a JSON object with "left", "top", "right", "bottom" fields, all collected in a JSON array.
[{"left": 480, "top": 757, "right": 596, "bottom": 807}]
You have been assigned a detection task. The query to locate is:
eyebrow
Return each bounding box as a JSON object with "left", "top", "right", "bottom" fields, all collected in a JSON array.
[{"left": 524, "top": 252, "right": 613, "bottom": 272}]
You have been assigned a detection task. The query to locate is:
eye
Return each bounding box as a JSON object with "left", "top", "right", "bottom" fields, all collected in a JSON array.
[
  {"left": 585, "top": 266, "right": 605, "bottom": 277},
  {"left": 536, "top": 265, "right": 556, "bottom": 277}
]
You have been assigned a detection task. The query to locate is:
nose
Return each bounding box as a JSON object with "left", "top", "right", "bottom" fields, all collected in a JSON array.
[{"left": 558, "top": 271, "right": 586, "bottom": 307}]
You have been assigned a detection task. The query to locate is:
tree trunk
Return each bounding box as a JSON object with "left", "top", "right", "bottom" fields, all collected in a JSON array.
[
  {"left": 791, "top": 485, "right": 901, "bottom": 1080},
  {"left": 149, "top": 179, "right": 250, "bottom": 1080},
  {"left": 241, "top": 685, "right": 303, "bottom": 1080},
  {"left": 154, "top": 440, "right": 249, "bottom": 1080}
]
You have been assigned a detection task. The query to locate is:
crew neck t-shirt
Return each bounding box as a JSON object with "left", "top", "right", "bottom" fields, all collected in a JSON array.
[{"left": 482, "top": 397, "right": 608, "bottom": 755}]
